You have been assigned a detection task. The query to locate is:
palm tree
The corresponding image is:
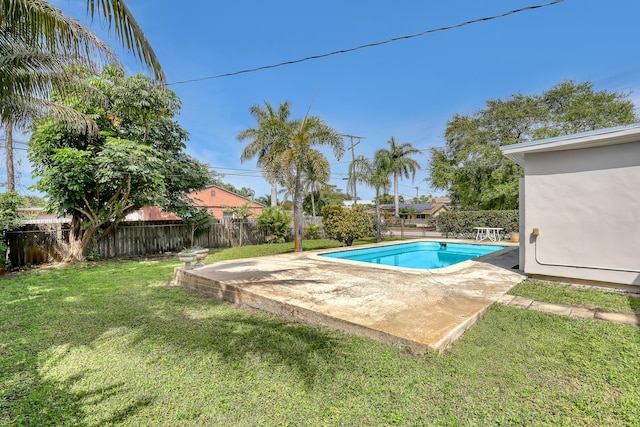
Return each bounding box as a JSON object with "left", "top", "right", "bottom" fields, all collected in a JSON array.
[
  {"left": 278, "top": 151, "right": 329, "bottom": 216},
  {"left": 349, "top": 152, "right": 391, "bottom": 242},
  {"left": 1, "top": 0, "right": 164, "bottom": 82},
  {"left": 1, "top": 0, "right": 164, "bottom": 189},
  {"left": 1, "top": 0, "right": 164, "bottom": 121},
  {"left": 273, "top": 111, "right": 344, "bottom": 252},
  {"left": 1, "top": 27, "right": 105, "bottom": 190},
  {"left": 237, "top": 101, "right": 291, "bottom": 208},
  {"left": 301, "top": 150, "right": 330, "bottom": 217},
  {"left": 378, "top": 136, "right": 421, "bottom": 218}
]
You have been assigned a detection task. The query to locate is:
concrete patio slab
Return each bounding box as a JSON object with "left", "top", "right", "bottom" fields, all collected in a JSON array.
[{"left": 174, "top": 239, "right": 524, "bottom": 354}]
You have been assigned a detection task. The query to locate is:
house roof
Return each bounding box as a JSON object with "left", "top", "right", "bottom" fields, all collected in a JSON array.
[
  {"left": 501, "top": 123, "right": 640, "bottom": 166},
  {"left": 203, "top": 185, "right": 266, "bottom": 207},
  {"left": 380, "top": 203, "right": 434, "bottom": 212}
]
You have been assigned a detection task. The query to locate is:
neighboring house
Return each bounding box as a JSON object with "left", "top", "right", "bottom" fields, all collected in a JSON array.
[
  {"left": 343, "top": 199, "right": 375, "bottom": 207},
  {"left": 18, "top": 207, "right": 70, "bottom": 224},
  {"left": 501, "top": 123, "right": 640, "bottom": 286},
  {"left": 379, "top": 203, "right": 449, "bottom": 222},
  {"left": 131, "top": 185, "right": 265, "bottom": 221}
]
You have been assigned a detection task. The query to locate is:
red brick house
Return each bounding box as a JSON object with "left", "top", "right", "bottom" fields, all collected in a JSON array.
[{"left": 129, "top": 185, "right": 264, "bottom": 221}]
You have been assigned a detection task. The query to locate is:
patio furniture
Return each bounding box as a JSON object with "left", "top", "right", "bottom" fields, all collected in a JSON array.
[{"left": 474, "top": 227, "right": 503, "bottom": 242}]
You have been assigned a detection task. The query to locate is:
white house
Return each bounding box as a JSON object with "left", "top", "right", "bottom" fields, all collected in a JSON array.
[{"left": 501, "top": 124, "right": 640, "bottom": 286}]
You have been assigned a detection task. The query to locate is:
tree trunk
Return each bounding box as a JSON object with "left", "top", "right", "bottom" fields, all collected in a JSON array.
[
  {"left": 65, "top": 216, "right": 95, "bottom": 262},
  {"left": 375, "top": 189, "right": 381, "bottom": 243},
  {"left": 394, "top": 173, "right": 399, "bottom": 217},
  {"left": 311, "top": 191, "right": 316, "bottom": 217},
  {"left": 270, "top": 181, "right": 278, "bottom": 207},
  {"left": 293, "top": 171, "right": 304, "bottom": 252},
  {"left": 5, "top": 120, "right": 14, "bottom": 192}
]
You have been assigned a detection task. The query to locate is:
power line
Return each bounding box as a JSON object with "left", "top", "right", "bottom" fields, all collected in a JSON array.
[{"left": 167, "top": 1, "right": 564, "bottom": 86}]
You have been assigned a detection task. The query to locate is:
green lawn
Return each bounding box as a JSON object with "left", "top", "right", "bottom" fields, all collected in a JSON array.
[
  {"left": 509, "top": 279, "right": 640, "bottom": 314},
  {"left": 2, "top": 242, "right": 640, "bottom": 426}
]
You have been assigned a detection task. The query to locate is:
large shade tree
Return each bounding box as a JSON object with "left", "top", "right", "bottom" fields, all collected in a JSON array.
[
  {"left": 28, "top": 65, "right": 208, "bottom": 261},
  {"left": 237, "top": 101, "right": 291, "bottom": 207},
  {"left": 428, "top": 80, "right": 638, "bottom": 210},
  {"left": 378, "top": 136, "right": 421, "bottom": 218}
]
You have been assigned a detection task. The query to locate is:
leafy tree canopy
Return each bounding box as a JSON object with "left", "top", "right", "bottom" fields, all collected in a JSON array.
[
  {"left": 0, "top": 191, "right": 25, "bottom": 232},
  {"left": 302, "top": 184, "right": 349, "bottom": 216},
  {"left": 428, "top": 81, "right": 637, "bottom": 210},
  {"left": 28, "top": 65, "right": 209, "bottom": 261}
]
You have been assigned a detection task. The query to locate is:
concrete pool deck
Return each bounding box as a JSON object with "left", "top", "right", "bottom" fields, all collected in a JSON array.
[{"left": 173, "top": 239, "right": 525, "bottom": 354}]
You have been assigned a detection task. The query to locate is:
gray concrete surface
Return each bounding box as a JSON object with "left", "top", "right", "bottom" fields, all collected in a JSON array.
[{"left": 174, "top": 239, "right": 525, "bottom": 354}]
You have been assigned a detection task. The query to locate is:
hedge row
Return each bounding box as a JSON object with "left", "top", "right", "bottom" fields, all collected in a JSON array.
[{"left": 437, "top": 210, "right": 519, "bottom": 238}]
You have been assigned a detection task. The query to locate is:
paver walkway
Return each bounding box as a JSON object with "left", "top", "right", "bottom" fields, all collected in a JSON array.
[{"left": 498, "top": 294, "right": 640, "bottom": 327}]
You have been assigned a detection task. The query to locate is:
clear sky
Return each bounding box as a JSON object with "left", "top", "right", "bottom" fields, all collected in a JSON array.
[{"left": 11, "top": 0, "right": 640, "bottom": 201}]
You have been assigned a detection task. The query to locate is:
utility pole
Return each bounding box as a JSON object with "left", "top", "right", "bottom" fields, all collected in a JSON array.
[{"left": 342, "top": 134, "right": 364, "bottom": 205}]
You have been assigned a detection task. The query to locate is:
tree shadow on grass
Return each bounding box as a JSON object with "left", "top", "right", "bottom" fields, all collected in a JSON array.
[
  {"left": 1, "top": 369, "right": 153, "bottom": 426},
  {"left": 126, "top": 289, "right": 348, "bottom": 388},
  {"left": 1, "top": 266, "right": 353, "bottom": 424}
]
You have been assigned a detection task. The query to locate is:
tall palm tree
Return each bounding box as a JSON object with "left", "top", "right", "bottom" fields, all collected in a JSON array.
[
  {"left": 378, "top": 136, "right": 421, "bottom": 218},
  {"left": 349, "top": 152, "right": 391, "bottom": 242},
  {"left": 272, "top": 110, "right": 344, "bottom": 252},
  {"left": 237, "top": 101, "right": 291, "bottom": 208}
]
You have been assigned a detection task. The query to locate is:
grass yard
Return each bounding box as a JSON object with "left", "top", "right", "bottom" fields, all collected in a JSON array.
[
  {"left": 2, "top": 241, "right": 640, "bottom": 426},
  {"left": 509, "top": 279, "right": 640, "bottom": 314}
]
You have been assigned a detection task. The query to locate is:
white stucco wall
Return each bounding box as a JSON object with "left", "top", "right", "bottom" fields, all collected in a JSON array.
[{"left": 523, "top": 141, "right": 640, "bottom": 285}]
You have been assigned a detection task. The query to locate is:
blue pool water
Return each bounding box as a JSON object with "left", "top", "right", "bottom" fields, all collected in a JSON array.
[{"left": 320, "top": 242, "right": 505, "bottom": 270}]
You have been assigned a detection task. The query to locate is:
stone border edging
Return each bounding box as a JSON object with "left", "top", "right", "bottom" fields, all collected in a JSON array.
[{"left": 498, "top": 295, "right": 640, "bottom": 327}]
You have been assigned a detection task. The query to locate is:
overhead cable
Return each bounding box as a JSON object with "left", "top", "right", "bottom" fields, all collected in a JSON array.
[{"left": 167, "top": 0, "right": 564, "bottom": 86}]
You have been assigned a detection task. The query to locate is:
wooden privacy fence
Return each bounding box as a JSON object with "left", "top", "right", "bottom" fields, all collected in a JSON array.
[{"left": 6, "top": 219, "right": 269, "bottom": 267}]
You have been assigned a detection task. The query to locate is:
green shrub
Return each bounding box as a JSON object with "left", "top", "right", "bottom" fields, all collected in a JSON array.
[
  {"left": 305, "top": 223, "right": 322, "bottom": 240},
  {"left": 257, "top": 207, "right": 293, "bottom": 243},
  {"left": 322, "top": 205, "right": 373, "bottom": 246},
  {"left": 86, "top": 249, "right": 101, "bottom": 261},
  {"left": 437, "top": 210, "right": 519, "bottom": 238}
]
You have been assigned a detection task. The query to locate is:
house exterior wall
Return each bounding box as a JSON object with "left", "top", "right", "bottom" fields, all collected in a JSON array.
[
  {"left": 522, "top": 141, "right": 640, "bottom": 285},
  {"left": 140, "top": 186, "right": 264, "bottom": 221},
  {"left": 189, "top": 186, "right": 263, "bottom": 219}
]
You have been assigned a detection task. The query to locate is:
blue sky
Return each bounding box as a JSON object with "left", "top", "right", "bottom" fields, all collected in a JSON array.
[{"left": 11, "top": 0, "right": 640, "bottom": 200}]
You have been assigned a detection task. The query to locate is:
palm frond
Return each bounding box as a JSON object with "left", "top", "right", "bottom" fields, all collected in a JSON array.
[
  {"left": 87, "top": 0, "right": 165, "bottom": 82},
  {"left": 1, "top": 0, "right": 115, "bottom": 65}
]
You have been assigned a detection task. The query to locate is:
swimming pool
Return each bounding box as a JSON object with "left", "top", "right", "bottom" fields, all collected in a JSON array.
[{"left": 320, "top": 242, "right": 505, "bottom": 270}]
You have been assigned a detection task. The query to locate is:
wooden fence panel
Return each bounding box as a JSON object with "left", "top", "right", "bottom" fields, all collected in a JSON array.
[
  {"left": 6, "top": 217, "right": 323, "bottom": 267},
  {"left": 6, "top": 219, "right": 275, "bottom": 267}
]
